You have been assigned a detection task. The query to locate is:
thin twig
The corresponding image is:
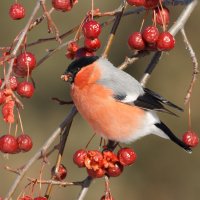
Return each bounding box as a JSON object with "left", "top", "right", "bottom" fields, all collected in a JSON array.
[
  {"left": 40, "top": 0, "right": 61, "bottom": 43},
  {"left": 118, "top": 51, "right": 150, "bottom": 70},
  {"left": 29, "top": 8, "right": 54, "bottom": 31},
  {"left": 27, "top": 177, "right": 78, "bottom": 187},
  {"left": 5, "top": 106, "right": 77, "bottom": 200},
  {"left": 180, "top": 28, "right": 199, "bottom": 105}
]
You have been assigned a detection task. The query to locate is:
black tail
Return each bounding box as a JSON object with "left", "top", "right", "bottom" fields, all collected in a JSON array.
[{"left": 155, "top": 122, "right": 192, "bottom": 153}]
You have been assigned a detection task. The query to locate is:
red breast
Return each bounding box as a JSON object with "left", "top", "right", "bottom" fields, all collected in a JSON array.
[{"left": 71, "top": 62, "right": 145, "bottom": 142}]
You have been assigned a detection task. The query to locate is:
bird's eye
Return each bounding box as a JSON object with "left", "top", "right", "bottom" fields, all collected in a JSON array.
[{"left": 67, "top": 75, "right": 73, "bottom": 83}]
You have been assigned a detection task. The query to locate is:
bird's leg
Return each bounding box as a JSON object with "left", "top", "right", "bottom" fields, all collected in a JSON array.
[{"left": 103, "top": 140, "right": 118, "bottom": 152}]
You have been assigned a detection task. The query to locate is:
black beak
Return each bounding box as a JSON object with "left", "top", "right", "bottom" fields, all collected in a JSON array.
[{"left": 61, "top": 73, "right": 73, "bottom": 83}]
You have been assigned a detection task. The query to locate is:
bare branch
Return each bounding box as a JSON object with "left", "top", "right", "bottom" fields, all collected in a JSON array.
[
  {"left": 77, "top": 176, "right": 93, "bottom": 200},
  {"left": 118, "top": 51, "right": 150, "bottom": 70},
  {"left": 180, "top": 28, "right": 199, "bottom": 104},
  {"left": 102, "top": 1, "right": 127, "bottom": 58}
]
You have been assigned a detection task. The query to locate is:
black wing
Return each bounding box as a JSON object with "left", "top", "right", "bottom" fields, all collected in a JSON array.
[
  {"left": 143, "top": 88, "right": 183, "bottom": 111},
  {"left": 113, "top": 88, "right": 183, "bottom": 116}
]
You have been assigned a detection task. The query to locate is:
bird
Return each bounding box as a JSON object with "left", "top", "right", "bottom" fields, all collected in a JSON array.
[{"left": 61, "top": 56, "right": 192, "bottom": 153}]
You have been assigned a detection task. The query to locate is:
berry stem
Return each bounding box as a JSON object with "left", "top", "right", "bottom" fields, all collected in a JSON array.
[
  {"left": 9, "top": 123, "right": 12, "bottom": 135},
  {"left": 188, "top": 101, "right": 192, "bottom": 131},
  {"left": 139, "top": 10, "right": 149, "bottom": 32},
  {"left": 17, "top": 107, "right": 24, "bottom": 134},
  {"left": 85, "top": 133, "right": 96, "bottom": 149},
  {"left": 159, "top": 3, "right": 166, "bottom": 31},
  {"left": 91, "top": 0, "right": 94, "bottom": 20},
  {"left": 39, "top": 162, "right": 46, "bottom": 196},
  {"left": 14, "top": 123, "right": 18, "bottom": 137}
]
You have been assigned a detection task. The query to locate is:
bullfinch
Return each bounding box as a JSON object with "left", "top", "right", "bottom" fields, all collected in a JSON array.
[{"left": 61, "top": 56, "right": 192, "bottom": 153}]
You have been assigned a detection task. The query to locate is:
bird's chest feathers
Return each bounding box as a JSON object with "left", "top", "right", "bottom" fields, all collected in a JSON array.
[
  {"left": 73, "top": 64, "right": 100, "bottom": 89},
  {"left": 71, "top": 64, "right": 113, "bottom": 119},
  {"left": 71, "top": 80, "right": 145, "bottom": 142}
]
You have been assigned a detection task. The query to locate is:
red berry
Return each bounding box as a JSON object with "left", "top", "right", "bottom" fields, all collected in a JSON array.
[
  {"left": 17, "top": 134, "right": 33, "bottom": 152},
  {"left": 65, "top": 41, "right": 79, "bottom": 60},
  {"left": 154, "top": 7, "right": 170, "bottom": 26},
  {"left": 106, "top": 162, "right": 123, "bottom": 177},
  {"left": 85, "top": 150, "right": 104, "bottom": 170},
  {"left": 19, "top": 195, "right": 33, "bottom": 200},
  {"left": 182, "top": 131, "right": 199, "bottom": 148},
  {"left": 87, "top": 167, "right": 105, "bottom": 178},
  {"left": 17, "top": 81, "right": 35, "bottom": 98},
  {"left": 17, "top": 52, "right": 36, "bottom": 75},
  {"left": 9, "top": 76, "right": 18, "bottom": 91},
  {"left": 52, "top": 0, "right": 73, "bottom": 12},
  {"left": 84, "top": 38, "right": 101, "bottom": 52},
  {"left": 0, "top": 135, "right": 19, "bottom": 154},
  {"left": 0, "top": 90, "right": 6, "bottom": 105},
  {"left": 51, "top": 164, "right": 67, "bottom": 180},
  {"left": 9, "top": 3, "right": 25, "bottom": 20},
  {"left": 34, "top": 197, "right": 47, "bottom": 200},
  {"left": 66, "top": 52, "right": 76, "bottom": 60},
  {"left": 75, "top": 47, "right": 95, "bottom": 59},
  {"left": 156, "top": 32, "right": 175, "bottom": 51},
  {"left": 73, "top": 149, "right": 87, "bottom": 168},
  {"left": 144, "top": 0, "right": 159, "bottom": 8},
  {"left": 117, "top": 148, "right": 137, "bottom": 166},
  {"left": 126, "top": 0, "right": 145, "bottom": 6},
  {"left": 102, "top": 151, "right": 118, "bottom": 167},
  {"left": 67, "top": 41, "right": 79, "bottom": 53},
  {"left": 82, "top": 20, "right": 101, "bottom": 39},
  {"left": 128, "top": 32, "right": 145, "bottom": 50},
  {"left": 142, "top": 26, "right": 159, "bottom": 43},
  {"left": 13, "top": 65, "right": 27, "bottom": 77}
]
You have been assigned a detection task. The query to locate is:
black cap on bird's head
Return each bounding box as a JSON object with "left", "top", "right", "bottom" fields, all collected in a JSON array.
[{"left": 61, "top": 56, "right": 99, "bottom": 83}]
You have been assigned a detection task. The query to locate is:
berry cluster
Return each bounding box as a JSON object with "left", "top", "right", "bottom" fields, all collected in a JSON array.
[
  {"left": 129, "top": 26, "right": 175, "bottom": 51},
  {"left": 0, "top": 133, "right": 32, "bottom": 154},
  {"left": 0, "top": 51, "right": 36, "bottom": 155},
  {"left": 127, "top": 1, "right": 174, "bottom": 52},
  {"left": 66, "top": 19, "right": 102, "bottom": 59},
  {"left": 73, "top": 148, "right": 137, "bottom": 178}
]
